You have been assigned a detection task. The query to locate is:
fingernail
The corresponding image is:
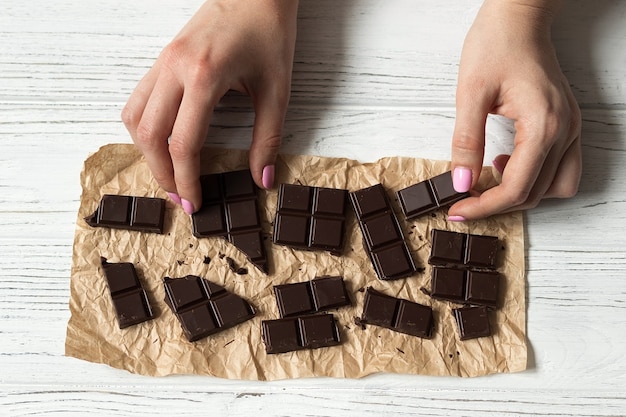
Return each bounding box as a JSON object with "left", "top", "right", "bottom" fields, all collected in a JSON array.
[
  {"left": 453, "top": 167, "right": 472, "bottom": 193},
  {"left": 262, "top": 165, "right": 275, "bottom": 189},
  {"left": 492, "top": 159, "right": 504, "bottom": 174},
  {"left": 448, "top": 215, "right": 467, "bottom": 222},
  {"left": 181, "top": 198, "right": 194, "bottom": 215},
  {"left": 167, "top": 192, "right": 182, "bottom": 205}
]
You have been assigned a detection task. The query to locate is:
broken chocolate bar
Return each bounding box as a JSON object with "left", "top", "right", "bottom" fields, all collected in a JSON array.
[
  {"left": 429, "top": 229, "right": 499, "bottom": 269},
  {"left": 100, "top": 257, "right": 154, "bottom": 329},
  {"left": 453, "top": 305, "right": 491, "bottom": 340},
  {"left": 273, "top": 276, "right": 350, "bottom": 318},
  {"left": 273, "top": 184, "right": 349, "bottom": 254},
  {"left": 360, "top": 287, "right": 433, "bottom": 338},
  {"left": 349, "top": 184, "right": 417, "bottom": 280},
  {"left": 163, "top": 275, "right": 255, "bottom": 342},
  {"left": 431, "top": 266, "right": 500, "bottom": 308},
  {"left": 262, "top": 313, "right": 341, "bottom": 354},
  {"left": 191, "top": 170, "right": 268, "bottom": 273},
  {"left": 396, "top": 171, "right": 469, "bottom": 220},
  {"left": 86, "top": 195, "right": 165, "bottom": 233}
]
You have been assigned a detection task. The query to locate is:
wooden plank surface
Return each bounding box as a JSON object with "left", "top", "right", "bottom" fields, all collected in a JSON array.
[{"left": 1, "top": 0, "right": 625, "bottom": 415}]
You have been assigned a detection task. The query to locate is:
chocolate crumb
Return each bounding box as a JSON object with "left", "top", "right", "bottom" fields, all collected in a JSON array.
[
  {"left": 420, "top": 287, "right": 431, "bottom": 296},
  {"left": 189, "top": 243, "right": 194, "bottom": 248},
  {"left": 416, "top": 267, "right": 426, "bottom": 273},
  {"left": 357, "top": 287, "right": 365, "bottom": 293},
  {"left": 223, "top": 339, "right": 235, "bottom": 347},
  {"left": 177, "top": 260, "right": 184, "bottom": 266},
  {"left": 449, "top": 354, "right": 454, "bottom": 358},
  {"left": 203, "top": 256, "right": 211, "bottom": 265},
  {"left": 353, "top": 316, "right": 366, "bottom": 330},
  {"left": 396, "top": 348, "right": 405, "bottom": 354},
  {"left": 236, "top": 267, "right": 248, "bottom": 275},
  {"left": 218, "top": 253, "right": 225, "bottom": 259}
]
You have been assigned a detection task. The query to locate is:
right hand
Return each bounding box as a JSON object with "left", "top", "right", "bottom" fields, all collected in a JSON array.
[{"left": 122, "top": 0, "right": 299, "bottom": 214}]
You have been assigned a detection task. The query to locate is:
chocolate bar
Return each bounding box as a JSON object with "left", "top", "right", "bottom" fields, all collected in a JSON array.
[
  {"left": 163, "top": 275, "right": 255, "bottom": 342},
  {"left": 273, "top": 276, "right": 350, "bottom": 318},
  {"left": 86, "top": 195, "right": 165, "bottom": 233},
  {"left": 273, "top": 184, "right": 348, "bottom": 254},
  {"left": 360, "top": 287, "right": 433, "bottom": 338},
  {"left": 262, "top": 313, "right": 341, "bottom": 354},
  {"left": 431, "top": 266, "right": 500, "bottom": 308},
  {"left": 396, "top": 171, "right": 469, "bottom": 220},
  {"left": 453, "top": 305, "right": 491, "bottom": 340},
  {"left": 349, "top": 184, "right": 417, "bottom": 280},
  {"left": 429, "top": 229, "right": 499, "bottom": 269},
  {"left": 191, "top": 170, "right": 268, "bottom": 273},
  {"left": 100, "top": 257, "right": 154, "bottom": 329}
]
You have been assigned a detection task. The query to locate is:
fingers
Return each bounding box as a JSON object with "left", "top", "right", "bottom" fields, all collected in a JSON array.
[
  {"left": 450, "top": 81, "right": 498, "bottom": 193},
  {"left": 248, "top": 82, "right": 290, "bottom": 190},
  {"left": 128, "top": 71, "right": 183, "bottom": 194},
  {"left": 169, "top": 84, "right": 221, "bottom": 214}
]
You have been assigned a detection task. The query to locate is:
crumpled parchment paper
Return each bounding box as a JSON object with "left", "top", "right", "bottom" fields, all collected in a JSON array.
[{"left": 65, "top": 144, "right": 526, "bottom": 379}]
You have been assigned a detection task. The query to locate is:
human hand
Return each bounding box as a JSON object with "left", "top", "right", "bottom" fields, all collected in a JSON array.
[
  {"left": 122, "top": 0, "right": 299, "bottom": 214},
  {"left": 448, "top": 0, "right": 582, "bottom": 221}
]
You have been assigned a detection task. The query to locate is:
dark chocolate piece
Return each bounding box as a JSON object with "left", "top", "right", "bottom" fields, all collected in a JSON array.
[
  {"left": 349, "top": 184, "right": 417, "bottom": 280},
  {"left": 86, "top": 195, "right": 165, "bottom": 233},
  {"left": 191, "top": 170, "right": 268, "bottom": 273},
  {"left": 431, "top": 266, "right": 500, "bottom": 307},
  {"left": 163, "top": 275, "right": 255, "bottom": 342},
  {"left": 273, "top": 184, "right": 348, "bottom": 254},
  {"left": 360, "top": 287, "right": 433, "bottom": 339},
  {"left": 396, "top": 171, "right": 469, "bottom": 220},
  {"left": 453, "top": 305, "right": 491, "bottom": 340},
  {"left": 465, "top": 270, "right": 500, "bottom": 308},
  {"left": 431, "top": 267, "right": 466, "bottom": 303},
  {"left": 262, "top": 313, "right": 341, "bottom": 354},
  {"left": 429, "top": 229, "right": 499, "bottom": 269},
  {"left": 100, "top": 257, "right": 154, "bottom": 329},
  {"left": 273, "top": 276, "right": 350, "bottom": 318}
]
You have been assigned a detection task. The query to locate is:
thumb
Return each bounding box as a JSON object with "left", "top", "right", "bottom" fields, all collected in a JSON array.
[
  {"left": 249, "top": 83, "right": 289, "bottom": 190},
  {"left": 450, "top": 85, "right": 495, "bottom": 192}
]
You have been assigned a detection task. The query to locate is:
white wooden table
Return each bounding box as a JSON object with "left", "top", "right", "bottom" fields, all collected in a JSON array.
[{"left": 2, "top": 1, "right": 625, "bottom": 415}]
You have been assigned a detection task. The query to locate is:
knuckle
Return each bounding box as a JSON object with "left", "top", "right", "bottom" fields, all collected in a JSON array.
[
  {"left": 168, "top": 139, "right": 196, "bottom": 163},
  {"left": 134, "top": 122, "right": 159, "bottom": 150},
  {"left": 121, "top": 103, "right": 140, "bottom": 129}
]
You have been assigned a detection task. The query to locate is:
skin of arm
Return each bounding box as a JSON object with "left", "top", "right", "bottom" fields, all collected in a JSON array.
[
  {"left": 448, "top": 0, "right": 582, "bottom": 220},
  {"left": 122, "top": 0, "right": 299, "bottom": 214}
]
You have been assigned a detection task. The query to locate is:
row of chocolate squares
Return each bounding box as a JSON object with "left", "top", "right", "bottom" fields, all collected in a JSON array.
[
  {"left": 86, "top": 170, "right": 499, "bottom": 280},
  {"left": 101, "top": 258, "right": 493, "bottom": 354}
]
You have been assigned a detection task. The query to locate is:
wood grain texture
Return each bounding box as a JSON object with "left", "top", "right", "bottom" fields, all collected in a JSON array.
[{"left": 1, "top": 0, "right": 625, "bottom": 415}]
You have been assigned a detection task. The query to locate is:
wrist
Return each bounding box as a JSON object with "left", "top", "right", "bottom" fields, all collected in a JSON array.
[{"left": 479, "top": 0, "right": 561, "bottom": 38}]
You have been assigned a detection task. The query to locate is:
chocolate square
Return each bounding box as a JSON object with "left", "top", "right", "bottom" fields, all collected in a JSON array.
[
  {"left": 396, "top": 181, "right": 437, "bottom": 219},
  {"left": 273, "top": 213, "right": 309, "bottom": 246},
  {"left": 394, "top": 299, "right": 434, "bottom": 338},
  {"left": 299, "top": 314, "right": 340, "bottom": 349},
  {"left": 465, "top": 271, "right": 500, "bottom": 308},
  {"left": 453, "top": 305, "right": 491, "bottom": 340},
  {"left": 465, "top": 234, "right": 499, "bottom": 268},
  {"left": 310, "top": 276, "right": 349, "bottom": 311},
  {"left": 222, "top": 170, "right": 256, "bottom": 199},
  {"left": 313, "top": 187, "right": 347, "bottom": 216},
  {"left": 164, "top": 274, "right": 208, "bottom": 311},
  {"left": 370, "top": 243, "right": 415, "bottom": 281},
  {"left": 278, "top": 183, "right": 312, "bottom": 212},
  {"left": 274, "top": 282, "right": 315, "bottom": 317},
  {"left": 350, "top": 184, "right": 389, "bottom": 218},
  {"left": 112, "top": 290, "right": 153, "bottom": 329},
  {"left": 262, "top": 318, "right": 302, "bottom": 354},
  {"left": 361, "top": 289, "right": 398, "bottom": 328},
  {"left": 362, "top": 213, "right": 401, "bottom": 249},
  {"left": 178, "top": 304, "right": 219, "bottom": 342},
  {"left": 309, "top": 217, "right": 344, "bottom": 250},
  {"left": 103, "top": 262, "right": 140, "bottom": 296},
  {"left": 226, "top": 199, "right": 260, "bottom": 231},
  {"left": 431, "top": 267, "right": 466, "bottom": 303},
  {"left": 210, "top": 292, "right": 255, "bottom": 328},
  {"left": 429, "top": 229, "right": 465, "bottom": 265},
  {"left": 131, "top": 197, "right": 165, "bottom": 228},
  {"left": 430, "top": 171, "right": 461, "bottom": 206},
  {"left": 192, "top": 203, "right": 227, "bottom": 236},
  {"left": 99, "top": 195, "right": 131, "bottom": 225}
]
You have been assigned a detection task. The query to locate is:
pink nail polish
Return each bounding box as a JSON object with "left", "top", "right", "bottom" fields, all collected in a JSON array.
[
  {"left": 167, "top": 192, "right": 182, "bottom": 205},
  {"left": 181, "top": 198, "right": 194, "bottom": 215},
  {"left": 448, "top": 215, "right": 467, "bottom": 222},
  {"left": 453, "top": 167, "right": 472, "bottom": 193},
  {"left": 262, "top": 165, "right": 275, "bottom": 189}
]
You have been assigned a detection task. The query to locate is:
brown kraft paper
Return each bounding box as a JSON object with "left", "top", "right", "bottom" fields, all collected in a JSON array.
[{"left": 65, "top": 144, "right": 526, "bottom": 379}]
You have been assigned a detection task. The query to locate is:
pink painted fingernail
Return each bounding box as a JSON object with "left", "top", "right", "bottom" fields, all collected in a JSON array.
[
  {"left": 181, "top": 198, "right": 194, "bottom": 215},
  {"left": 448, "top": 215, "right": 467, "bottom": 222},
  {"left": 453, "top": 167, "right": 472, "bottom": 193},
  {"left": 167, "top": 192, "right": 182, "bottom": 205},
  {"left": 262, "top": 165, "right": 275, "bottom": 189},
  {"left": 492, "top": 159, "right": 504, "bottom": 174}
]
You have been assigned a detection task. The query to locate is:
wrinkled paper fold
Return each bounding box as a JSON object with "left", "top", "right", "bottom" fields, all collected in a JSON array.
[{"left": 66, "top": 144, "right": 526, "bottom": 379}]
